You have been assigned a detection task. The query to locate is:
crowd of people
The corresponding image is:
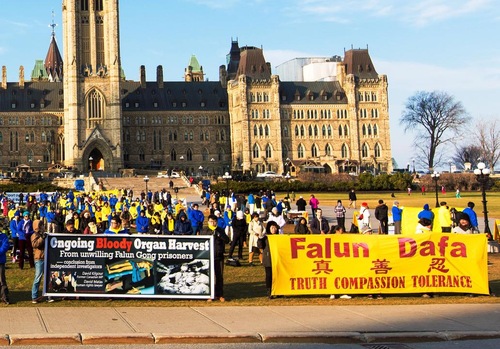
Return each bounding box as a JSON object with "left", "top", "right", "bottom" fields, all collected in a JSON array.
[{"left": 0, "top": 185, "right": 495, "bottom": 305}]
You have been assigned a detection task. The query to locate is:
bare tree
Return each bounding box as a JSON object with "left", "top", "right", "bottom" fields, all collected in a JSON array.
[
  {"left": 452, "top": 145, "right": 482, "bottom": 170},
  {"left": 400, "top": 91, "right": 470, "bottom": 171},
  {"left": 475, "top": 120, "right": 500, "bottom": 171}
]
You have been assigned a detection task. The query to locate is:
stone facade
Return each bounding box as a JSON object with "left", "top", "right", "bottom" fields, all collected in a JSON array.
[{"left": 0, "top": 0, "right": 392, "bottom": 176}]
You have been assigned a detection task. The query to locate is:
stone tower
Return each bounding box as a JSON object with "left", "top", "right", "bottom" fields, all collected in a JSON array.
[{"left": 62, "top": 0, "right": 123, "bottom": 171}]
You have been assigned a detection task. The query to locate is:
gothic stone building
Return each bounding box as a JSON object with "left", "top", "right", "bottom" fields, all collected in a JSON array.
[{"left": 0, "top": 0, "right": 392, "bottom": 176}]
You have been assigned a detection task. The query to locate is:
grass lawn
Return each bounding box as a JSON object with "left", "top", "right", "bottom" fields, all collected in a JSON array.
[{"left": 5, "top": 246, "right": 500, "bottom": 307}]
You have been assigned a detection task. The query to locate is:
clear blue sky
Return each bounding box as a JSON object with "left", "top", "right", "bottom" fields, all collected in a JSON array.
[{"left": 1, "top": 0, "right": 498, "bottom": 170}]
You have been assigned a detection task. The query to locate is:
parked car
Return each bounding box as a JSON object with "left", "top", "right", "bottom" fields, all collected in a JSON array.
[
  {"left": 256, "top": 171, "right": 282, "bottom": 178},
  {"left": 170, "top": 171, "right": 180, "bottom": 178},
  {"left": 157, "top": 171, "right": 169, "bottom": 178}
]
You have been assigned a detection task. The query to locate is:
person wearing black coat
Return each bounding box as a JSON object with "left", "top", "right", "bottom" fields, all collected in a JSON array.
[
  {"left": 262, "top": 220, "right": 279, "bottom": 299},
  {"left": 374, "top": 199, "right": 389, "bottom": 234},
  {"left": 202, "top": 214, "right": 230, "bottom": 302},
  {"left": 295, "top": 196, "right": 307, "bottom": 211}
]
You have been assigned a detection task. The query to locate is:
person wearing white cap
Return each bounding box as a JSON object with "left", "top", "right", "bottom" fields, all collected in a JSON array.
[{"left": 267, "top": 207, "right": 286, "bottom": 234}]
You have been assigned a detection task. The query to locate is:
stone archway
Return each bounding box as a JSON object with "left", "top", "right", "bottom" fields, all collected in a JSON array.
[{"left": 88, "top": 148, "right": 104, "bottom": 171}]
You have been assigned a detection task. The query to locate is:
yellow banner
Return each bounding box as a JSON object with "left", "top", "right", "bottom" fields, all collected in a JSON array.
[{"left": 269, "top": 233, "right": 489, "bottom": 296}]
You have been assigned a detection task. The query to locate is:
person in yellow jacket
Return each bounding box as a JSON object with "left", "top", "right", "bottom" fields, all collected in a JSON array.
[
  {"left": 100, "top": 202, "right": 111, "bottom": 230},
  {"left": 438, "top": 201, "right": 452, "bottom": 233}
]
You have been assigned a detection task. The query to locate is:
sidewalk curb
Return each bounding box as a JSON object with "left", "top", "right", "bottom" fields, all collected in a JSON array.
[
  {"left": 81, "top": 333, "right": 154, "bottom": 345},
  {"left": 4, "top": 331, "right": 500, "bottom": 345},
  {"left": 261, "top": 331, "right": 363, "bottom": 344},
  {"left": 154, "top": 332, "right": 261, "bottom": 344},
  {"left": 8, "top": 333, "right": 81, "bottom": 346}
]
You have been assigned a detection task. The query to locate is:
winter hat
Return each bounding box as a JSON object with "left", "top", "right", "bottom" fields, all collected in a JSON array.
[
  {"left": 14, "top": 212, "right": 20, "bottom": 217},
  {"left": 423, "top": 204, "right": 430, "bottom": 210},
  {"left": 214, "top": 210, "right": 221, "bottom": 216},
  {"left": 236, "top": 211, "right": 244, "bottom": 219},
  {"left": 361, "top": 202, "right": 368, "bottom": 207},
  {"left": 459, "top": 212, "right": 471, "bottom": 223}
]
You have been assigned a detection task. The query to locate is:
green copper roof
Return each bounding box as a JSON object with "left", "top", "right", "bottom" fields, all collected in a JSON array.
[
  {"left": 31, "top": 59, "right": 49, "bottom": 80},
  {"left": 188, "top": 55, "right": 202, "bottom": 72}
]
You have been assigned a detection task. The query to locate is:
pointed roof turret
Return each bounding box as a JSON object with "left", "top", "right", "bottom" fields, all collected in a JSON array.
[
  {"left": 44, "top": 12, "right": 63, "bottom": 82},
  {"left": 184, "top": 54, "right": 204, "bottom": 82}
]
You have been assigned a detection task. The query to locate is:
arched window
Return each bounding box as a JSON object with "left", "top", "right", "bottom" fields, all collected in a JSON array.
[
  {"left": 298, "top": 144, "right": 305, "bottom": 158},
  {"left": 282, "top": 145, "right": 289, "bottom": 159},
  {"left": 362, "top": 124, "right": 367, "bottom": 136},
  {"left": 202, "top": 148, "right": 209, "bottom": 161},
  {"left": 344, "top": 125, "right": 349, "bottom": 136},
  {"left": 308, "top": 125, "right": 313, "bottom": 136},
  {"left": 338, "top": 125, "right": 343, "bottom": 136},
  {"left": 0, "top": 132, "right": 3, "bottom": 143},
  {"left": 265, "top": 144, "right": 272, "bottom": 158},
  {"left": 253, "top": 144, "right": 260, "bottom": 158},
  {"left": 322, "top": 125, "right": 327, "bottom": 137},
  {"left": 218, "top": 148, "right": 226, "bottom": 162},
  {"left": 325, "top": 144, "right": 332, "bottom": 156},
  {"left": 314, "top": 125, "right": 319, "bottom": 137},
  {"left": 362, "top": 143, "right": 369, "bottom": 158},
  {"left": 259, "top": 125, "right": 264, "bottom": 136},
  {"left": 368, "top": 125, "right": 372, "bottom": 136},
  {"left": 41, "top": 131, "right": 47, "bottom": 143},
  {"left": 311, "top": 144, "right": 318, "bottom": 158},
  {"left": 254, "top": 125, "right": 258, "bottom": 136},
  {"left": 170, "top": 149, "right": 177, "bottom": 161},
  {"left": 86, "top": 89, "right": 106, "bottom": 128},
  {"left": 187, "top": 148, "right": 193, "bottom": 161},
  {"left": 265, "top": 125, "right": 270, "bottom": 137},
  {"left": 283, "top": 126, "right": 289, "bottom": 137},
  {"left": 327, "top": 125, "right": 332, "bottom": 137},
  {"left": 374, "top": 124, "right": 378, "bottom": 136},
  {"left": 341, "top": 144, "right": 349, "bottom": 158},
  {"left": 295, "top": 126, "right": 299, "bottom": 136},
  {"left": 374, "top": 143, "right": 382, "bottom": 158},
  {"left": 300, "top": 125, "right": 305, "bottom": 137}
]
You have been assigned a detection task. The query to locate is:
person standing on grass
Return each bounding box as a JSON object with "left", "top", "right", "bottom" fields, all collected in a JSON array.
[
  {"left": 391, "top": 201, "right": 403, "bottom": 235},
  {"left": 17, "top": 211, "right": 35, "bottom": 269},
  {"left": 334, "top": 200, "right": 346, "bottom": 231},
  {"left": 202, "top": 214, "right": 229, "bottom": 302},
  {"left": 374, "top": 200, "right": 389, "bottom": 234},
  {"left": 262, "top": 220, "right": 279, "bottom": 299},
  {"left": 348, "top": 189, "right": 357, "bottom": 209},
  {"left": 295, "top": 196, "right": 307, "bottom": 212},
  {"left": 0, "top": 226, "right": 10, "bottom": 304},
  {"left": 228, "top": 211, "right": 247, "bottom": 261},
  {"left": 31, "top": 220, "right": 53, "bottom": 304},
  {"left": 9, "top": 212, "right": 21, "bottom": 263},
  {"left": 309, "top": 194, "right": 319, "bottom": 219},
  {"left": 248, "top": 213, "right": 265, "bottom": 265}
]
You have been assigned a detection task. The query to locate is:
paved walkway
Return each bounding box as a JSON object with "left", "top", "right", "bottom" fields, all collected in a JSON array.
[{"left": 0, "top": 304, "right": 499, "bottom": 345}]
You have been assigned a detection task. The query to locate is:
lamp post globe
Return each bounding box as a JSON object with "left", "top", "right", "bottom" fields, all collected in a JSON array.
[
  {"left": 430, "top": 171, "right": 440, "bottom": 208},
  {"left": 474, "top": 162, "right": 491, "bottom": 233}
]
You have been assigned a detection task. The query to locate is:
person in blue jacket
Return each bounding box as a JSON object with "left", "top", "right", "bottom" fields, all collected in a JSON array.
[
  {"left": 188, "top": 203, "right": 204, "bottom": 235},
  {"left": 135, "top": 210, "right": 149, "bottom": 234},
  {"left": 0, "top": 228, "right": 10, "bottom": 304},
  {"left": 17, "top": 211, "right": 35, "bottom": 269},
  {"left": 9, "top": 212, "right": 21, "bottom": 263},
  {"left": 174, "top": 213, "right": 193, "bottom": 235},
  {"left": 392, "top": 201, "right": 403, "bottom": 235}
]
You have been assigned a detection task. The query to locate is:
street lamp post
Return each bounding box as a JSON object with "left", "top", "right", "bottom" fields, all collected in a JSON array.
[
  {"left": 411, "top": 158, "right": 415, "bottom": 174},
  {"left": 222, "top": 171, "right": 232, "bottom": 206},
  {"left": 37, "top": 159, "right": 41, "bottom": 171},
  {"left": 474, "top": 162, "right": 491, "bottom": 234},
  {"left": 285, "top": 172, "right": 291, "bottom": 198},
  {"left": 448, "top": 160, "right": 453, "bottom": 174},
  {"left": 89, "top": 156, "right": 93, "bottom": 171},
  {"left": 431, "top": 171, "right": 440, "bottom": 208},
  {"left": 199, "top": 165, "right": 203, "bottom": 177},
  {"left": 143, "top": 175, "right": 149, "bottom": 196}
]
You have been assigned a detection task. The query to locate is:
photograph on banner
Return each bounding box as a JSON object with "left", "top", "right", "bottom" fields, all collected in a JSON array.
[
  {"left": 268, "top": 233, "right": 489, "bottom": 296},
  {"left": 44, "top": 234, "right": 214, "bottom": 299}
]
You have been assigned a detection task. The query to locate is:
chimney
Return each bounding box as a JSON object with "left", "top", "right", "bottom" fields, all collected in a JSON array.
[
  {"left": 266, "top": 62, "right": 272, "bottom": 75},
  {"left": 1, "top": 66, "right": 6, "bottom": 89},
  {"left": 140, "top": 65, "right": 146, "bottom": 88},
  {"left": 19, "top": 66, "right": 25, "bottom": 89},
  {"left": 156, "top": 65, "right": 164, "bottom": 89}
]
